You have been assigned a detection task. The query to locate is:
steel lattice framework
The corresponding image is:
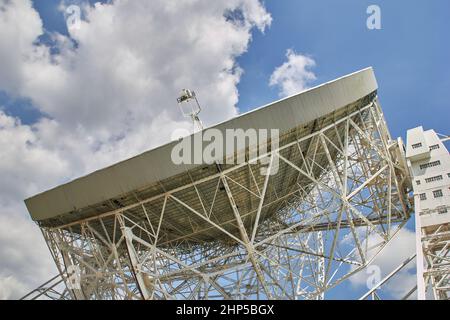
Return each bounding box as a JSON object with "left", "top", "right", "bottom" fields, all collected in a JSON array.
[
  {"left": 418, "top": 223, "right": 450, "bottom": 299},
  {"left": 36, "top": 99, "right": 412, "bottom": 300}
]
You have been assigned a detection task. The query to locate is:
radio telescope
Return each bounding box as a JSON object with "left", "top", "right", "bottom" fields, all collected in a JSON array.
[{"left": 23, "top": 68, "right": 416, "bottom": 300}]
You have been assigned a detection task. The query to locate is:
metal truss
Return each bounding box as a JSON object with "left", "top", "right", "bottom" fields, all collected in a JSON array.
[
  {"left": 20, "top": 274, "right": 71, "bottom": 300},
  {"left": 35, "top": 99, "right": 412, "bottom": 300},
  {"left": 420, "top": 223, "right": 450, "bottom": 299}
]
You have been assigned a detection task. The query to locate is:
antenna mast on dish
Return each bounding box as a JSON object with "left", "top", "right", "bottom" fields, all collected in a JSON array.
[{"left": 176, "top": 89, "right": 203, "bottom": 132}]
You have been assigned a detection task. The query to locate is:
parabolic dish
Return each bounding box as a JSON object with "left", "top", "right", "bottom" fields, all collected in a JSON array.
[{"left": 25, "top": 67, "right": 379, "bottom": 246}]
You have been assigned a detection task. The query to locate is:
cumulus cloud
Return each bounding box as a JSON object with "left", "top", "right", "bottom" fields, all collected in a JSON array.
[
  {"left": 348, "top": 227, "right": 417, "bottom": 299},
  {"left": 0, "top": 210, "right": 57, "bottom": 298},
  {"left": 0, "top": 275, "right": 27, "bottom": 300},
  {"left": 0, "top": 112, "right": 63, "bottom": 298},
  {"left": 0, "top": 0, "right": 271, "bottom": 298},
  {"left": 3, "top": 0, "right": 272, "bottom": 140},
  {"left": 269, "top": 49, "right": 316, "bottom": 97}
]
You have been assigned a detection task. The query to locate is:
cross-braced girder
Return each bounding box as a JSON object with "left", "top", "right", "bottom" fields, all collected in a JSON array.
[
  {"left": 37, "top": 98, "right": 412, "bottom": 300},
  {"left": 421, "top": 224, "right": 450, "bottom": 299}
]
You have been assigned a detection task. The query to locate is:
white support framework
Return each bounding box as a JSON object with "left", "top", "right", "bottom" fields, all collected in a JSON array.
[
  {"left": 406, "top": 127, "right": 450, "bottom": 300},
  {"left": 31, "top": 99, "right": 412, "bottom": 300}
]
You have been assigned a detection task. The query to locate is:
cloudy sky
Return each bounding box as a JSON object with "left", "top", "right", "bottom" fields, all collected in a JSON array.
[{"left": 0, "top": 0, "right": 449, "bottom": 299}]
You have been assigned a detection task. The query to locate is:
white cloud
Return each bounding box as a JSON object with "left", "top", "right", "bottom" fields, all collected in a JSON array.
[
  {"left": 0, "top": 0, "right": 43, "bottom": 94},
  {"left": 0, "top": 0, "right": 271, "bottom": 298},
  {"left": 0, "top": 210, "right": 57, "bottom": 299},
  {"left": 269, "top": 49, "right": 316, "bottom": 97},
  {"left": 0, "top": 275, "right": 27, "bottom": 300},
  {"left": 4, "top": 0, "right": 272, "bottom": 140},
  {"left": 348, "top": 227, "right": 417, "bottom": 299}
]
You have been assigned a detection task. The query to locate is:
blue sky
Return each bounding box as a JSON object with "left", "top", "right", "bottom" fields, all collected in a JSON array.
[
  {"left": 236, "top": 0, "right": 450, "bottom": 142},
  {"left": 0, "top": 0, "right": 448, "bottom": 299}
]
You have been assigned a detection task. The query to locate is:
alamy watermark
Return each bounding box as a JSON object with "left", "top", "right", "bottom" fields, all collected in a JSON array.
[
  {"left": 65, "top": 4, "right": 81, "bottom": 31},
  {"left": 171, "top": 128, "right": 280, "bottom": 176},
  {"left": 367, "top": 5, "right": 381, "bottom": 30},
  {"left": 366, "top": 264, "right": 382, "bottom": 290}
]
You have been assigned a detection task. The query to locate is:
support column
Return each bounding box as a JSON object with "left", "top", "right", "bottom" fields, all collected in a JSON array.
[
  {"left": 121, "top": 225, "right": 152, "bottom": 300},
  {"left": 220, "top": 174, "right": 273, "bottom": 299}
]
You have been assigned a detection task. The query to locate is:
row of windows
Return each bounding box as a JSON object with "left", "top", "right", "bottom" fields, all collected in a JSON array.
[
  {"left": 419, "top": 189, "right": 444, "bottom": 200},
  {"left": 425, "top": 175, "right": 443, "bottom": 183},
  {"left": 416, "top": 173, "right": 448, "bottom": 185},
  {"left": 420, "top": 160, "right": 441, "bottom": 170},
  {"left": 429, "top": 144, "right": 440, "bottom": 150},
  {"left": 420, "top": 206, "right": 448, "bottom": 215},
  {"left": 416, "top": 172, "right": 450, "bottom": 186},
  {"left": 411, "top": 143, "right": 439, "bottom": 150}
]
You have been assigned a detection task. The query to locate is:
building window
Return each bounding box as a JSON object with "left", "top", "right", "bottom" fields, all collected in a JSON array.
[
  {"left": 433, "top": 189, "right": 443, "bottom": 198},
  {"left": 412, "top": 142, "right": 422, "bottom": 149},
  {"left": 448, "top": 173, "right": 450, "bottom": 178},
  {"left": 438, "top": 207, "right": 448, "bottom": 214},
  {"left": 429, "top": 144, "right": 440, "bottom": 150},
  {"left": 419, "top": 193, "right": 427, "bottom": 200},
  {"left": 420, "top": 160, "right": 441, "bottom": 170},
  {"left": 425, "top": 175, "right": 443, "bottom": 183}
]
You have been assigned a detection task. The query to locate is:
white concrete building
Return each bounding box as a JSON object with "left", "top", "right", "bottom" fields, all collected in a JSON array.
[{"left": 406, "top": 126, "right": 450, "bottom": 300}]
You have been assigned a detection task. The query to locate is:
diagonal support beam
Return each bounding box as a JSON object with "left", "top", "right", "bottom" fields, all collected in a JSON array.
[{"left": 220, "top": 174, "right": 273, "bottom": 299}]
